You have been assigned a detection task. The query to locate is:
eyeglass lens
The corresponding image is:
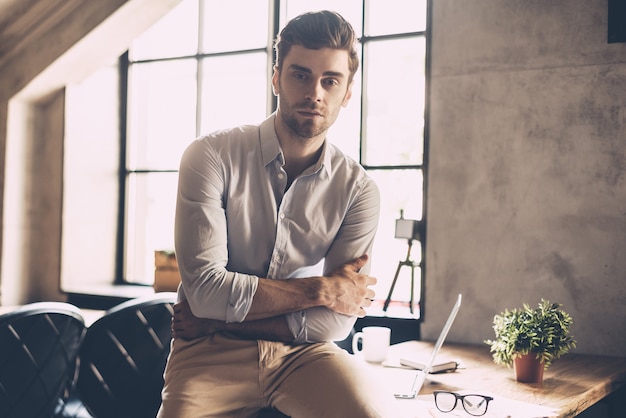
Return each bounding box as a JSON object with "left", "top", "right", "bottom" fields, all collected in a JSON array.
[{"left": 434, "top": 391, "right": 492, "bottom": 416}]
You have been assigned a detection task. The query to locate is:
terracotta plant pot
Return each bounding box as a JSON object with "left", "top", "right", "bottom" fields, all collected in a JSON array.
[{"left": 513, "top": 353, "right": 544, "bottom": 383}]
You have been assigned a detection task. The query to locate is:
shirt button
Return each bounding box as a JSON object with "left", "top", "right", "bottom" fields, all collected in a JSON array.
[
  {"left": 280, "top": 213, "right": 285, "bottom": 219},
  {"left": 277, "top": 173, "right": 284, "bottom": 179}
]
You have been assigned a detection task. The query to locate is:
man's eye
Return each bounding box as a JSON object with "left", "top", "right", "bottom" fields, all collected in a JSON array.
[
  {"left": 293, "top": 73, "right": 307, "bottom": 81},
  {"left": 323, "top": 79, "right": 340, "bottom": 87}
]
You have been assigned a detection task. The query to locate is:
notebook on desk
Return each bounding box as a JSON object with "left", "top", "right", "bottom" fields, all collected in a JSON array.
[
  {"left": 397, "top": 357, "right": 459, "bottom": 373},
  {"left": 393, "top": 293, "right": 462, "bottom": 399}
]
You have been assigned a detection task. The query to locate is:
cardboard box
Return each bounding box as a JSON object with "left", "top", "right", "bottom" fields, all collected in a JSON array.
[{"left": 154, "top": 250, "right": 181, "bottom": 292}]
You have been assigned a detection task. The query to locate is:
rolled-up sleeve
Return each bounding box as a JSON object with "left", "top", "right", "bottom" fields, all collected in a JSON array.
[
  {"left": 175, "top": 138, "right": 258, "bottom": 322},
  {"left": 286, "top": 308, "right": 355, "bottom": 343}
]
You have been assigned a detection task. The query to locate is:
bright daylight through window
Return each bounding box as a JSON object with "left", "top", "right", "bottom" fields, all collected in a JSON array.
[{"left": 66, "top": 0, "right": 428, "bottom": 317}]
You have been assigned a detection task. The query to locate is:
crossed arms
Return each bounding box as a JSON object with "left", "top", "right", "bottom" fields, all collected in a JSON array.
[{"left": 172, "top": 254, "right": 376, "bottom": 343}]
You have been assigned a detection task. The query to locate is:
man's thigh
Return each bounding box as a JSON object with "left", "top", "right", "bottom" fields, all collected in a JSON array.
[
  {"left": 158, "top": 336, "right": 265, "bottom": 418},
  {"left": 265, "top": 343, "right": 401, "bottom": 418}
]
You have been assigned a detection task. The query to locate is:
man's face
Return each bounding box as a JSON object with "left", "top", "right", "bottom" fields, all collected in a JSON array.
[{"left": 273, "top": 45, "right": 353, "bottom": 140}]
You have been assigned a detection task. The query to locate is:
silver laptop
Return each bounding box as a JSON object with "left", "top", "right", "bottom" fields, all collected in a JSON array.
[{"left": 394, "top": 294, "right": 462, "bottom": 399}]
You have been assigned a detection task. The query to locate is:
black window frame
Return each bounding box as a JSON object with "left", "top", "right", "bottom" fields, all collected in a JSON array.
[{"left": 113, "top": 0, "right": 432, "bottom": 320}]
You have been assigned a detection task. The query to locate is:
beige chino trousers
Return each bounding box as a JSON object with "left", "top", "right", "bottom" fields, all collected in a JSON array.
[{"left": 157, "top": 333, "right": 402, "bottom": 418}]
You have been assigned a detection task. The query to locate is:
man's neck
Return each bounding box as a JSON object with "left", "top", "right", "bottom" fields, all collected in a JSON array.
[
  {"left": 283, "top": 145, "right": 324, "bottom": 186},
  {"left": 274, "top": 115, "right": 326, "bottom": 182}
]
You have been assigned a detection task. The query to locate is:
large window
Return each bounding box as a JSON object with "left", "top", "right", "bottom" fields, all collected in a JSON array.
[{"left": 85, "top": 0, "right": 428, "bottom": 316}]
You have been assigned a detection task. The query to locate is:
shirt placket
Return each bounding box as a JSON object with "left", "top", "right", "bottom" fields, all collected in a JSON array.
[{"left": 267, "top": 162, "right": 289, "bottom": 279}]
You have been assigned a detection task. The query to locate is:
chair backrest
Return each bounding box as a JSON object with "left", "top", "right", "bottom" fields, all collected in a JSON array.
[
  {"left": 76, "top": 292, "right": 176, "bottom": 418},
  {"left": 0, "top": 302, "right": 86, "bottom": 418}
]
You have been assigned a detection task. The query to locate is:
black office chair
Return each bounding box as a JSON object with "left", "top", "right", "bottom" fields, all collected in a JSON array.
[
  {"left": 0, "top": 302, "right": 86, "bottom": 418},
  {"left": 74, "top": 292, "right": 176, "bottom": 418}
]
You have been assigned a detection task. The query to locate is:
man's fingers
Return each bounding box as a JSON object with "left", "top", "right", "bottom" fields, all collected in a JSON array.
[
  {"left": 171, "top": 317, "right": 184, "bottom": 331},
  {"left": 173, "top": 299, "right": 189, "bottom": 314},
  {"left": 348, "top": 254, "right": 369, "bottom": 271},
  {"left": 171, "top": 318, "right": 181, "bottom": 338}
]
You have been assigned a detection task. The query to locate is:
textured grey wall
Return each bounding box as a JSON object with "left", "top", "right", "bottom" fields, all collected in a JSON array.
[{"left": 422, "top": 0, "right": 626, "bottom": 356}]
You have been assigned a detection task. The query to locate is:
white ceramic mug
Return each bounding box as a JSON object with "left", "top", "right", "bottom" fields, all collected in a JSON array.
[{"left": 352, "top": 326, "right": 391, "bottom": 363}]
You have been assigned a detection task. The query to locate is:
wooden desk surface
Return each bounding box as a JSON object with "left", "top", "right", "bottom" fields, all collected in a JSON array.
[{"left": 383, "top": 340, "right": 626, "bottom": 418}]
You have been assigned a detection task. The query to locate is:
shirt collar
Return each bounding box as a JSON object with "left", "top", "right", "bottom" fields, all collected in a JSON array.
[
  {"left": 260, "top": 113, "right": 283, "bottom": 167},
  {"left": 312, "top": 141, "right": 332, "bottom": 179}
]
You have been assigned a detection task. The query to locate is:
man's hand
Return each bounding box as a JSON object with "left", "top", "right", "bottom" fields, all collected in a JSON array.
[
  {"left": 172, "top": 299, "right": 296, "bottom": 342},
  {"left": 171, "top": 299, "right": 224, "bottom": 340},
  {"left": 323, "top": 254, "right": 377, "bottom": 318}
]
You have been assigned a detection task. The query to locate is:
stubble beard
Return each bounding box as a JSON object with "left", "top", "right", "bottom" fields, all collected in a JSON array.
[{"left": 280, "top": 101, "right": 330, "bottom": 140}]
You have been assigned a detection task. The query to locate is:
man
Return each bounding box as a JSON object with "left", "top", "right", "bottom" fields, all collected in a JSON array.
[{"left": 158, "top": 10, "right": 400, "bottom": 418}]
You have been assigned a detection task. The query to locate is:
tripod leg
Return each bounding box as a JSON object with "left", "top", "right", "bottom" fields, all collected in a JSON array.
[
  {"left": 383, "top": 262, "right": 404, "bottom": 312},
  {"left": 409, "top": 264, "right": 415, "bottom": 314}
]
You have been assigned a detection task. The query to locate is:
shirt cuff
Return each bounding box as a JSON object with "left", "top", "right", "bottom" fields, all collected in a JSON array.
[
  {"left": 286, "top": 310, "right": 307, "bottom": 343},
  {"left": 225, "top": 272, "right": 259, "bottom": 323}
]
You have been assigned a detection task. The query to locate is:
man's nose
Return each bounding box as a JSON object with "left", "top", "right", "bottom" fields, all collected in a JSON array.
[{"left": 304, "top": 81, "right": 323, "bottom": 102}]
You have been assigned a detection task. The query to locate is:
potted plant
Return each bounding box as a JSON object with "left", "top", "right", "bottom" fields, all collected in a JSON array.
[{"left": 484, "top": 299, "right": 576, "bottom": 383}]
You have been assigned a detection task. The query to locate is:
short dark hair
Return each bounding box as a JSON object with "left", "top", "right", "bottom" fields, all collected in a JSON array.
[{"left": 274, "top": 10, "right": 359, "bottom": 83}]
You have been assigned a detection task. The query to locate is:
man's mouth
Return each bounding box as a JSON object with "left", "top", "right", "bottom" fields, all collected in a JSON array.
[{"left": 298, "top": 109, "right": 323, "bottom": 117}]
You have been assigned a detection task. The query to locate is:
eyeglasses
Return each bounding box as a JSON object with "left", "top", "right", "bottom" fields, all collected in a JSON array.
[{"left": 433, "top": 391, "right": 494, "bottom": 416}]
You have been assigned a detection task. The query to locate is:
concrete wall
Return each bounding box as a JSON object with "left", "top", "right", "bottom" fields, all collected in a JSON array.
[{"left": 422, "top": 0, "right": 626, "bottom": 357}]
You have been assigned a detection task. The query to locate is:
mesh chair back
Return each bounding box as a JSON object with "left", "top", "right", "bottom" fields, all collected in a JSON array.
[
  {"left": 76, "top": 293, "right": 176, "bottom": 418},
  {"left": 0, "top": 302, "right": 86, "bottom": 418}
]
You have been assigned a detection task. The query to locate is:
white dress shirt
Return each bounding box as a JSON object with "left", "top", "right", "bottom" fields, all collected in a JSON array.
[{"left": 175, "top": 113, "right": 380, "bottom": 343}]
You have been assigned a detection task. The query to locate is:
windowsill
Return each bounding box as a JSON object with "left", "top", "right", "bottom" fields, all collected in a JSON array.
[
  {"left": 367, "top": 299, "right": 421, "bottom": 320},
  {"left": 63, "top": 282, "right": 156, "bottom": 310}
]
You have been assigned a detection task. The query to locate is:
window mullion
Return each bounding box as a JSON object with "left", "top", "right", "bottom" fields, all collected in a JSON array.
[
  {"left": 195, "top": 0, "right": 204, "bottom": 136},
  {"left": 117, "top": 51, "right": 130, "bottom": 284}
]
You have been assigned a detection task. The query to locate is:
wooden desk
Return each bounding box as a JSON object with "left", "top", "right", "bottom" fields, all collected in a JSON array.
[{"left": 375, "top": 341, "right": 626, "bottom": 418}]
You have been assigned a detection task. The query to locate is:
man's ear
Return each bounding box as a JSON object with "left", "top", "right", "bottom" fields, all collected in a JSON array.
[
  {"left": 271, "top": 66, "right": 280, "bottom": 96},
  {"left": 342, "top": 82, "right": 353, "bottom": 107}
]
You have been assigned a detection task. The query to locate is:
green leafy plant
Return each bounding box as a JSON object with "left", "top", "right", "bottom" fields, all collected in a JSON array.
[{"left": 485, "top": 299, "right": 576, "bottom": 368}]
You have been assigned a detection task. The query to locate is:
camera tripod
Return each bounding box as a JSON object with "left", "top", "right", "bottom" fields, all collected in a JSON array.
[{"left": 383, "top": 239, "right": 418, "bottom": 314}]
